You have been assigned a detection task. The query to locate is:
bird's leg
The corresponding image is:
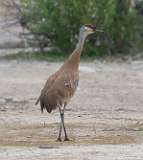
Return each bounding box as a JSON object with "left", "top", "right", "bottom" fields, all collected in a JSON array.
[
  {"left": 61, "top": 104, "right": 70, "bottom": 141},
  {"left": 57, "top": 105, "right": 70, "bottom": 141},
  {"left": 57, "top": 107, "right": 63, "bottom": 142},
  {"left": 56, "top": 123, "right": 62, "bottom": 142}
]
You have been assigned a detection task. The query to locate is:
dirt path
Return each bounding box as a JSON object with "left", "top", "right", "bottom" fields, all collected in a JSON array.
[{"left": 0, "top": 60, "right": 143, "bottom": 159}]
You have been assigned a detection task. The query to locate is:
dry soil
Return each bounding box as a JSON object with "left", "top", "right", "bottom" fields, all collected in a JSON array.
[{"left": 0, "top": 60, "right": 143, "bottom": 160}]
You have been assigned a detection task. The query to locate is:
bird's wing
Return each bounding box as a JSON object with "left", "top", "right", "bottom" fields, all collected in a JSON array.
[
  {"left": 46, "top": 71, "right": 79, "bottom": 100},
  {"left": 35, "top": 68, "right": 79, "bottom": 107},
  {"left": 35, "top": 70, "right": 60, "bottom": 105}
]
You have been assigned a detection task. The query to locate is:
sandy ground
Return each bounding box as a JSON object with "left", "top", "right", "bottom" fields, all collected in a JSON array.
[{"left": 0, "top": 60, "right": 143, "bottom": 159}]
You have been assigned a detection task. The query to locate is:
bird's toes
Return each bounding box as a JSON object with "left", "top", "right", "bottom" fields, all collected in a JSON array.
[
  {"left": 56, "top": 138, "right": 62, "bottom": 142},
  {"left": 64, "top": 137, "right": 71, "bottom": 141}
]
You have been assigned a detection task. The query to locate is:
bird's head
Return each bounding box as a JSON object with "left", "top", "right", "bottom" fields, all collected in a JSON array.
[{"left": 80, "top": 24, "right": 103, "bottom": 37}]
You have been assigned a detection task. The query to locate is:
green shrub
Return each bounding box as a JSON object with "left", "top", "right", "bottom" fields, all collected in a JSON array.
[{"left": 21, "top": 0, "right": 143, "bottom": 57}]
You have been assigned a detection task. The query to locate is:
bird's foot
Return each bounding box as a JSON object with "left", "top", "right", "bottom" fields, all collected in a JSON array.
[
  {"left": 64, "top": 137, "right": 71, "bottom": 141},
  {"left": 56, "top": 138, "right": 62, "bottom": 142}
]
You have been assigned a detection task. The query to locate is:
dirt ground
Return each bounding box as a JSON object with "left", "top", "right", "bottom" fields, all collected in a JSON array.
[{"left": 0, "top": 60, "right": 143, "bottom": 159}]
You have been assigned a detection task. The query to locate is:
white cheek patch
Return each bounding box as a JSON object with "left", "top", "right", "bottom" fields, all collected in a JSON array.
[
  {"left": 85, "top": 26, "right": 93, "bottom": 32},
  {"left": 85, "top": 26, "right": 89, "bottom": 30}
]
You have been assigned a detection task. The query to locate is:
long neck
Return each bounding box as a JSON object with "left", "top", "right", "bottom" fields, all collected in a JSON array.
[
  {"left": 73, "top": 31, "right": 87, "bottom": 55},
  {"left": 65, "top": 31, "right": 87, "bottom": 69}
]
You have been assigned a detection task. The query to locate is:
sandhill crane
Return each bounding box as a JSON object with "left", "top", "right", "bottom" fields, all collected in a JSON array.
[{"left": 35, "top": 24, "right": 98, "bottom": 141}]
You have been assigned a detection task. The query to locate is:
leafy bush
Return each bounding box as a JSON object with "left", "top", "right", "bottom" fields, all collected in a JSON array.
[{"left": 21, "top": 0, "right": 143, "bottom": 57}]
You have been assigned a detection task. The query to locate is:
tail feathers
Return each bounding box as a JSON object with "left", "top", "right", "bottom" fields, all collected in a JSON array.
[
  {"left": 46, "top": 107, "right": 52, "bottom": 113},
  {"left": 36, "top": 95, "right": 57, "bottom": 113},
  {"left": 42, "top": 103, "right": 56, "bottom": 113},
  {"left": 35, "top": 96, "right": 47, "bottom": 113},
  {"left": 39, "top": 99, "right": 44, "bottom": 113},
  {"left": 41, "top": 104, "right": 44, "bottom": 113},
  {"left": 35, "top": 97, "right": 40, "bottom": 105},
  {"left": 40, "top": 100, "right": 52, "bottom": 113},
  {"left": 41, "top": 104, "right": 52, "bottom": 113}
]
